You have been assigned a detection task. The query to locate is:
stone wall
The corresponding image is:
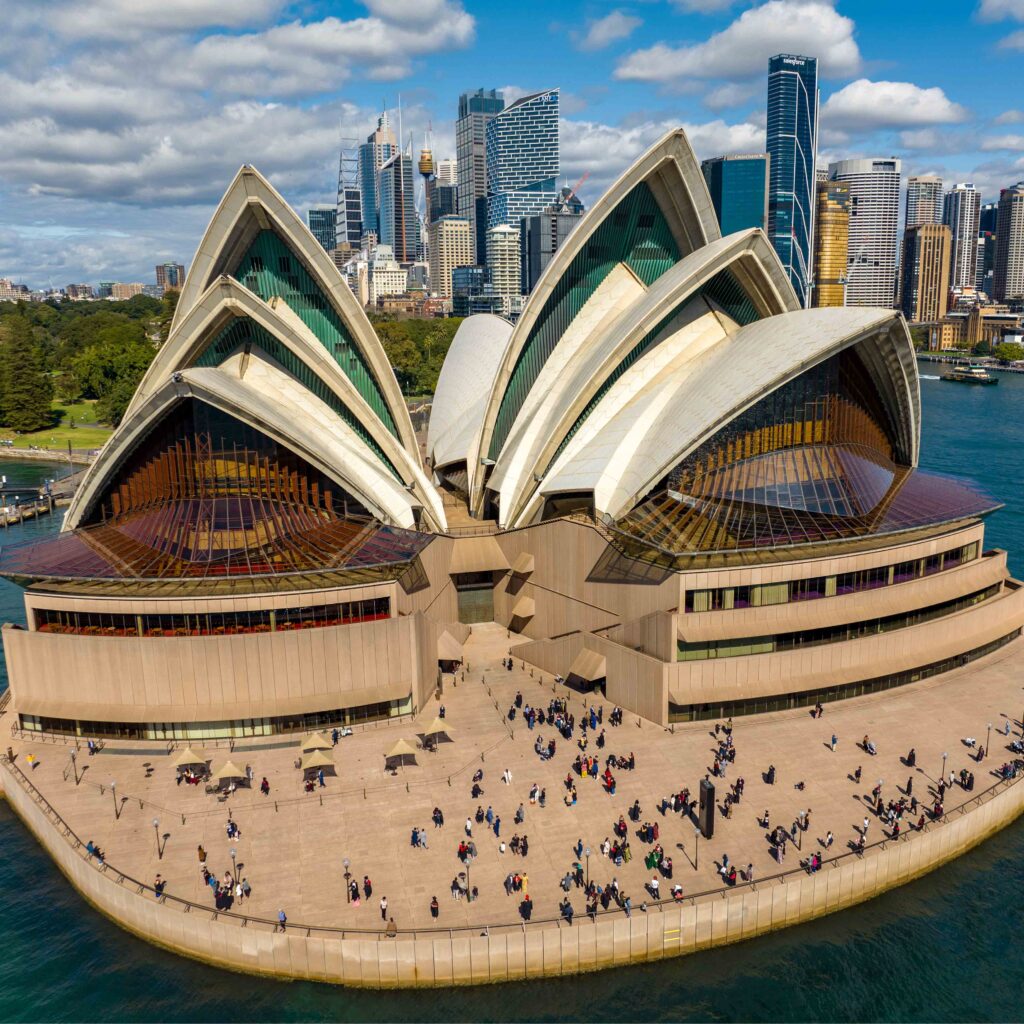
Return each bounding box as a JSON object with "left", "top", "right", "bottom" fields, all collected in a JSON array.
[{"left": 3, "top": 754, "right": 1023, "bottom": 988}]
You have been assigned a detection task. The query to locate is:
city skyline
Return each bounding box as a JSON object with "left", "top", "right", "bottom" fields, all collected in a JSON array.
[{"left": 1, "top": 0, "right": 1023, "bottom": 287}]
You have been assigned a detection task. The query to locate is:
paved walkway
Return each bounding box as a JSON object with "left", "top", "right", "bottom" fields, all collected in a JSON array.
[{"left": 10, "top": 625, "right": 1024, "bottom": 934}]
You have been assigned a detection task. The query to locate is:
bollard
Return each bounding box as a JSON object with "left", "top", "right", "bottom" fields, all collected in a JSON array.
[
  {"left": 274, "top": 801, "right": 279, "bottom": 812},
  {"left": 181, "top": 814, "right": 186, "bottom": 825},
  {"left": 319, "top": 793, "right": 323, "bottom": 806},
  {"left": 363, "top": 789, "right": 366, "bottom": 800},
  {"left": 448, "top": 777, "right": 451, "bottom": 787},
  {"left": 406, "top": 782, "right": 410, "bottom": 793}
]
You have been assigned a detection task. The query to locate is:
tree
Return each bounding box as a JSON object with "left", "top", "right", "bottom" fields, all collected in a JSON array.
[
  {"left": 0, "top": 316, "right": 54, "bottom": 431},
  {"left": 993, "top": 341, "right": 1024, "bottom": 364},
  {"left": 72, "top": 331, "right": 155, "bottom": 426}
]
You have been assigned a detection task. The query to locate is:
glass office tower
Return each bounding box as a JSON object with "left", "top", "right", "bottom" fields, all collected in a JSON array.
[
  {"left": 766, "top": 54, "right": 819, "bottom": 307},
  {"left": 457, "top": 89, "right": 505, "bottom": 263},
  {"left": 701, "top": 154, "right": 770, "bottom": 234}
]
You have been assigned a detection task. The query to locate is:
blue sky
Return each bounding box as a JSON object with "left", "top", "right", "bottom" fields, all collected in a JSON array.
[{"left": 2, "top": 0, "right": 1023, "bottom": 287}]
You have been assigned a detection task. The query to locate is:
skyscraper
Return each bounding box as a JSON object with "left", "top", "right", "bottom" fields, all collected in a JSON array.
[
  {"left": 306, "top": 205, "right": 337, "bottom": 252},
  {"left": 811, "top": 179, "right": 849, "bottom": 308},
  {"left": 766, "top": 54, "right": 819, "bottom": 307},
  {"left": 428, "top": 216, "right": 472, "bottom": 299},
  {"left": 456, "top": 89, "right": 505, "bottom": 263},
  {"left": 357, "top": 111, "right": 396, "bottom": 237},
  {"left": 943, "top": 183, "right": 982, "bottom": 290},
  {"left": 978, "top": 201, "right": 999, "bottom": 295},
  {"left": 994, "top": 182, "right": 1024, "bottom": 302},
  {"left": 155, "top": 263, "right": 185, "bottom": 292},
  {"left": 905, "top": 176, "right": 944, "bottom": 228},
  {"left": 828, "top": 158, "right": 901, "bottom": 307},
  {"left": 378, "top": 151, "right": 417, "bottom": 263},
  {"left": 485, "top": 90, "right": 560, "bottom": 238},
  {"left": 335, "top": 139, "right": 362, "bottom": 250},
  {"left": 700, "top": 154, "right": 770, "bottom": 234},
  {"left": 520, "top": 188, "right": 585, "bottom": 294},
  {"left": 900, "top": 224, "right": 951, "bottom": 323},
  {"left": 436, "top": 159, "right": 457, "bottom": 186},
  {"left": 486, "top": 224, "right": 522, "bottom": 315}
]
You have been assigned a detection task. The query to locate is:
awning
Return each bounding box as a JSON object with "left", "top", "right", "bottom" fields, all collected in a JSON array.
[
  {"left": 511, "top": 551, "right": 535, "bottom": 575},
  {"left": 568, "top": 649, "right": 606, "bottom": 681},
  {"left": 450, "top": 535, "right": 510, "bottom": 575},
  {"left": 300, "top": 749, "right": 335, "bottom": 770},
  {"left": 437, "top": 631, "right": 463, "bottom": 662},
  {"left": 511, "top": 595, "right": 535, "bottom": 618}
]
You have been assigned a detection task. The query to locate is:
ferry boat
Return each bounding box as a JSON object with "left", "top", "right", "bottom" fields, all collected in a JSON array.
[{"left": 940, "top": 364, "right": 998, "bottom": 385}]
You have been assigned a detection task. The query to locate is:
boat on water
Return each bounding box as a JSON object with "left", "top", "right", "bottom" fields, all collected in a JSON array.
[{"left": 940, "top": 364, "right": 998, "bottom": 385}]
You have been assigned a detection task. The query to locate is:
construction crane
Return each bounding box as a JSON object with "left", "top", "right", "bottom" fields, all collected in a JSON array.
[{"left": 561, "top": 171, "right": 590, "bottom": 208}]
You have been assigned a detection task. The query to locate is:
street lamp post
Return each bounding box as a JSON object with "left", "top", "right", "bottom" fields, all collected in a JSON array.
[
  {"left": 942, "top": 751, "right": 948, "bottom": 784},
  {"left": 110, "top": 781, "right": 117, "bottom": 819},
  {"left": 987, "top": 722, "right": 992, "bottom": 758},
  {"left": 694, "top": 825, "right": 700, "bottom": 871},
  {"left": 70, "top": 749, "right": 79, "bottom": 785},
  {"left": 343, "top": 857, "right": 351, "bottom": 903},
  {"left": 585, "top": 846, "right": 591, "bottom": 889},
  {"left": 230, "top": 847, "right": 237, "bottom": 881},
  {"left": 152, "top": 817, "right": 161, "bottom": 859}
]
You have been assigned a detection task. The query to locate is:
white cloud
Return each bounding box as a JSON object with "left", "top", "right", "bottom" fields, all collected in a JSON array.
[
  {"left": 703, "top": 82, "right": 757, "bottom": 111},
  {"left": 999, "top": 28, "right": 1024, "bottom": 46},
  {"left": 615, "top": 0, "right": 860, "bottom": 82},
  {"left": 981, "top": 134, "right": 1024, "bottom": 150},
  {"left": 671, "top": 0, "right": 740, "bottom": 10},
  {"left": 574, "top": 10, "right": 643, "bottom": 51},
  {"left": 995, "top": 109, "right": 1024, "bottom": 123},
  {"left": 52, "top": 0, "right": 286, "bottom": 37},
  {"left": 561, "top": 116, "right": 764, "bottom": 197},
  {"left": 821, "top": 80, "right": 967, "bottom": 132},
  {"left": 977, "top": 0, "right": 1024, "bottom": 19}
]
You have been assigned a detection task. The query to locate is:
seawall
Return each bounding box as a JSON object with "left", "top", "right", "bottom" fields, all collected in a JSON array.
[{"left": 2, "top": 753, "right": 1022, "bottom": 988}]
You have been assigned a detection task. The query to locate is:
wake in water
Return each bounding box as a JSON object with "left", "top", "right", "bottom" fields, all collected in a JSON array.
[{"left": 920, "top": 374, "right": 941, "bottom": 380}]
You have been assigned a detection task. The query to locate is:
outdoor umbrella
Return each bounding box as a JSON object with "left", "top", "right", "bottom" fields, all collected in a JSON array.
[
  {"left": 424, "top": 717, "right": 453, "bottom": 740},
  {"left": 300, "top": 730, "right": 332, "bottom": 751},
  {"left": 300, "top": 749, "right": 335, "bottom": 771},
  {"left": 384, "top": 738, "right": 418, "bottom": 771},
  {"left": 211, "top": 760, "right": 247, "bottom": 783},
  {"left": 171, "top": 746, "right": 207, "bottom": 768}
]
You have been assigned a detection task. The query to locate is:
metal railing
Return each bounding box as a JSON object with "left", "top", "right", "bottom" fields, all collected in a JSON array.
[{"left": 3, "top": 748, "right": 1020, "bottom": 944}]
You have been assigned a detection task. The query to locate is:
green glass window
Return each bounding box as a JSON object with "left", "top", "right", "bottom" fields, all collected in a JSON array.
[
  {"left": 195, "top": 317, "right": 401, "bottom": 479},
  {"left": 489, "top": 180, "right": 680, "bottom": 460},
  {"left": 231, "top": 229, "right": 398, "bottom": 439}
]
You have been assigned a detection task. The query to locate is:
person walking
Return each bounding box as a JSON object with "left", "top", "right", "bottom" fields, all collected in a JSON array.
[
  {"left": 277, "top": 909, "right": 287, "bottom": 932},
  {"left": 862, "top": 816, "right": 870, "bottom": 838},
  {"left": 465, "top": 817, "right": 473, "bottom": 836},
  {"left": 430, "top": 896, "right": 439, "bottom": 919},
  {"left": 830, "top": 734, "right": 837, "bottom": 752},
  {"left": 380, "top": 895, "right": 388, "bottom": 921}
]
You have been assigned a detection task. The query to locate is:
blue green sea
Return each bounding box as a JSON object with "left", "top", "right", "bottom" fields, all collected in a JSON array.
[{"left": 0, "top": 372, "right": 1022, "bottom": 1022}]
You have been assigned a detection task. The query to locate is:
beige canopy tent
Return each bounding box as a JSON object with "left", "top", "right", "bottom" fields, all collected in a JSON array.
[
  {"left": 211, "top": 760, "right": 247, "bottom": 783},
  {"left": 300, "top": 730, "right": 332, "bottom": 751},
  {"left": 172, "top": 746, "right": 207, "bottom": 768},
  {"left": 384, "top": 738, "right": 418, "bottom": 771},
  {"left": 300, "top": 749, "right": 334, "bottom": 770},
  {"left": 424, "top": 716, "right": 453, "bottom": 738}
]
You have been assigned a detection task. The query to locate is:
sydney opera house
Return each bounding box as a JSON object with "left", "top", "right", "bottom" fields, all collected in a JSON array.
[{"left": 3, "top": 129, "right": 1022, "bottom": 740}]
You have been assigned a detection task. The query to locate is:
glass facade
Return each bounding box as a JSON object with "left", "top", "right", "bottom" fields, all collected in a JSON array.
[
  {"left": 669, "top": 630, "right": 1020, "bottom": 722},
  {"left": 766, "top": 54, "right": 818, "bottom": 308},
  {"left": 617, "top": 347, "right": 1000, "bottom": 555},
  {"left": 677, "top": 584, "right": 998, "bottom": 660},
  {"left": 20, "top": 693, "right": 413, "bottom": 741},
  {"left": 685, "top": 541, "right": 979, "bottom": 612},
  {"left": 811, "top": 180, "right": 849, "bottom": 308},
  {"left": 701, "top": 155, "right": 769, "bottom": 234},
  {"left": 488, "top": 180, "right": 680, "bottom": 461},
  {"left": 457, "top": 89, "right": 505, "bottom": 263},
  {"left": 485, "top": 90, "right": 560, "bottom": 237},
  {"left": 34, "top": 596, "right": 390, "bottom": 638},
  {"left": 306, "top": 206, "right": 336, "bottom": 252},
  {"left": 233, "top": 229, "right": 398, "bottom": 437},
  {"left": 378, "top": 153, "right": 417, "bottom": 264}
]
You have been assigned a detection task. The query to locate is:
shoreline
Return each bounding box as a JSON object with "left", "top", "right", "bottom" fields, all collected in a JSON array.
[{"left": 0, "top": 448, "right": 95, "bottom": 467}]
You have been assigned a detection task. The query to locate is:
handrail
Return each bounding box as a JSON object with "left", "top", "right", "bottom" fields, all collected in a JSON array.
[{"left": 3, "top": 749, "right": 1020, "bottom": 942}]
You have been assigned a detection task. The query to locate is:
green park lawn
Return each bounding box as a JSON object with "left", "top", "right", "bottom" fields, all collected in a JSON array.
[{"left": 0, "top": 399, "right": 112, "bottom": 453}]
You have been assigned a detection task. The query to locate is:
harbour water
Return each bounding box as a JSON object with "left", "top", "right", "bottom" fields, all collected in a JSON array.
[{"left": 0, "top": 374, "right": 1022, "bottom": 1022}]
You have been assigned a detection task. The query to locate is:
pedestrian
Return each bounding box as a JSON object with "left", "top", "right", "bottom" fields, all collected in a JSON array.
[
  {"left": 386, "top": 917, "right": 397, "bottom": 938},
  {"left": 854, "top": 765, "right": 862, "bottom": 784},
  {"left": 830, "top": 734, "right": 837, "bottom": 752},
  {"left": 197, "top": 844, "right": 207, "bottom": 864},
  {"left": 465, "top": 817, "right": 473, "bottom": 836},
  {"left": 494, "top": 816, "right": 501, "bottom": 837},
  {"left": 154, "top": 874, "right": 165, "bottom": 898},
  {"left": 380, "top": 895, "right": 388, "bottom": 920},
  {"left": 277, "top": 909, "right": 287, "bottom": 932},
  {"left": 862, "top": 816, "right": 869, "bottom": 837},
  {"left": 363, "top": 876, "right": 372, "bottom": 899},
  {"left": 906, "top": 776, "right": 913, "bottom": 796},
  {"left": 430, "top": 896, "right": 439, "bottom": 919},
  {"left": 503, "top": 768, "right": 512, "bottom": 785}
]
